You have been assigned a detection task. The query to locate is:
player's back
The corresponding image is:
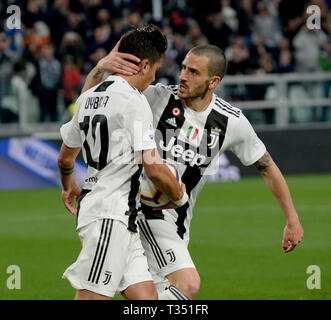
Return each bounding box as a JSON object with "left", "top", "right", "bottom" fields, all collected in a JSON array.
[{"left": 61, "top": 75, "right": 156, "bottom": 230}]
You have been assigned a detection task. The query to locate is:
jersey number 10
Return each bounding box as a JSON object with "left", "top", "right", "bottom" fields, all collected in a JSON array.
[{"left": 79, "top": 114, "right": 109, "bottom": 171}]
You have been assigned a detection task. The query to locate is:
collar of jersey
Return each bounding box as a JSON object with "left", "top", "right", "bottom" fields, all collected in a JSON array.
[{"left": 182, "top": 93, "right": 216, "bottom": 116}]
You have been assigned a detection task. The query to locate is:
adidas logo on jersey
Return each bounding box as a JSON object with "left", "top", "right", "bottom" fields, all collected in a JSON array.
[{"left": 165, "top": 117, "right": 177, "bottom": 127}]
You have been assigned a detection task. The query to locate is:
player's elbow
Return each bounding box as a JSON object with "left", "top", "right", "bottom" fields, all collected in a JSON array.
[
  {"left": 58, "top": 144, "right": 78, "bottom": 169},
  {"left": 57, "top": 153, "right": 74, "bottom": 169},
  {"left": 144, "top": 163, "right": 161, "bottom": 181}
]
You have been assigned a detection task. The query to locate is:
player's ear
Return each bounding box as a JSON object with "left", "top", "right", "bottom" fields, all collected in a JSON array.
[
  {"left": 209, "top": 76, "right": 221, "bottom": 90},
  {"left": 139, "top": 59, "right": 150, "bottom": 75}
]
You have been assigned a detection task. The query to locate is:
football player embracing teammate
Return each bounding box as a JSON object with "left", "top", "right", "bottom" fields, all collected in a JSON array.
[
  {"left": 80, "top": 42, "right": 304, "bottom": 300},
  {"left": 58, "top": 25, "right": 188, "bottom": 300}
]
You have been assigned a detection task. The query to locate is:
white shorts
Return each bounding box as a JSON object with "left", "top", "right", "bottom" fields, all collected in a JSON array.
[
  {"left": 63, "top": 218, "right": 153, "bottom": 297},
  {"left": 136, "top": 216, "right": 196, "bottom": 292}
]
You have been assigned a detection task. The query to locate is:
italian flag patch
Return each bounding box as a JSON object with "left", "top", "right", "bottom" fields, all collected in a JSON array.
[{"left": 186, "top": 125, "right": 199, "bottom": 141}]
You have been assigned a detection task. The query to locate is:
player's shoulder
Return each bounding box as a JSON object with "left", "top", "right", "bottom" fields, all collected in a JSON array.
[
  {"left": 212, "top": 94, "right": 242, "bottom": 120},
  {"left": 159, "top": 83, "right": 179, "bottom": 98},
  {"left": 146, "top": 83, "right": 180, "bottom": 99},
  {"left": 88, "top": 75, "right": 142, "bottom": 96}
]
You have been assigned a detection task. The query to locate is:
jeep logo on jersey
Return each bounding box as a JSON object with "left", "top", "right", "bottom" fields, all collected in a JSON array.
[{"left": 159, "top": 136, "right": 207, "bottom": 167}]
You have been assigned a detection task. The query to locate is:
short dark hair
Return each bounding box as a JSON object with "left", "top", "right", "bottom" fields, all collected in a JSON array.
[
  {"left": 190, "top": 45, "right": 227, "bottom": 78},
  {"left": 119, "top": 24, "right": 168, "bottom": 66}
]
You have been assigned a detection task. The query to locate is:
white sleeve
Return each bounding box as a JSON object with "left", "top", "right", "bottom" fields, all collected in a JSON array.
[
  {"left": 143, "top": 83, "right": 170, "bottom": 113},
  {"left": 230, "top": 113, "right": 266, "bottom": 166},
  {"left": 142, "top": 85, "right": 159, "bottom": 109},
  {"left": 125, "top": 96, "right": 157, "bottom": 151},
  {"left": 60, "top": 95, "right": 83, "bottom": 148}
]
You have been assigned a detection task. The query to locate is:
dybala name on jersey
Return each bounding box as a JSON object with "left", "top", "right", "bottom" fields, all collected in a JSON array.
[{"left": 84, "top": 96, "right": 110, "bottom": 109}]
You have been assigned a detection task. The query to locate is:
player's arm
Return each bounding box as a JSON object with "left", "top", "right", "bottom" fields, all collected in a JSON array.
[
  {"left": 58, "top": 143, "right": 82, "bottom": 215},
  {"left": 81, "top": 40, "right": 141, "bottom": 94},
  {"left": 254, "top": 151, "right": 304, "bottom": 253},
  {"left": 142, "top": 148, "right": 188, "bottom": 208}
]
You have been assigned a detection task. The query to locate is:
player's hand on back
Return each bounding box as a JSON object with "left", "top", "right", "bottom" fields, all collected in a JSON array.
[
  {"left": 97, "top": 40, "right": 141, "bottom": 76},
  {"left": 62, "top": 183, "right": 81, "bottom": 215}
]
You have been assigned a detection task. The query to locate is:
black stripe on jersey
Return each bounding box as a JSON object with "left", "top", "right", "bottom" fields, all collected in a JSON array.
[
  {"left": 95, "top": 219, "right": 113, "bottom": 284},
  {"left": 76, "top": 188, "right": 91, "bottom": 226},
  {"left": 215, "top": 99, "right": 240, "bottom": 118},
  {"left": 94, "top": 81, "right": 114, "bottom": 92},
  {"left": 217, "top": 98, "right": 240, "bottom": 116},
  {"left": 88, "top": 219, "right": 113, "bottom": 284},
  {"left": 137, "top": 220, "right": 167, "bottom": 269},
  {"left": 140, "top": 203, "right": 165, "bottom": 220},
  {"left": 167, "top": 85, "right": 179, "bottom": 95},
  {"left": 169, "top": 285, "right": 189, "bottom": 300},
  {"left": 155, "top": 95, "right": 186, "bottom": 161},
  {"left": 175, "top": 109, "right": 229, "bottom": 238},
  {"left": 125, "top": 164, "right": 143, "bottom": 232},
  {"left": 142, "top": 94, "right": 186, "bottom": 220},
  {"left": 137, "top": 220, "right": 163, "bottom": 268}
]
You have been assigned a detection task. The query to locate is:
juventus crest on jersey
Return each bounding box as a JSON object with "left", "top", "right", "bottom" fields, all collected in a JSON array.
[{"left": 141, "top": 84, "right": 266, "bottom": 240}]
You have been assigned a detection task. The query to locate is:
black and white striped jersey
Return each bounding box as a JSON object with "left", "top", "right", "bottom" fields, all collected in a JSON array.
[
  {"left": 60, "top": 76, "right": 156, "bottom": 231},
  {"left": 141, "top": 83, "right": 266, "bottom": 241}
]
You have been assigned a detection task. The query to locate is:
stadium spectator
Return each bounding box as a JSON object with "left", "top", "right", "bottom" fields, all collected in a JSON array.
[
  {"left": 225, "top": 35, "right": 250, "bottom": 75},
  {"left": 253, "top": 0, "right": 282, "bottom": 58},
  {"left": 204, "top": 11, "right": 232, "bottom": 50},
  {"left": 172, "top": 32, "right": 187, "bottom": 65},
  {"left": 0, "top": 0, "right": 330, "bottom": 126},
  {"left": 236, "top": 0, "right": 254, "bottom": 40},
  {"left": 184, "top": 23, "right": 208, "bottom": 51},
  {"left": 278, "top": 0, "right": 307, "bottom": 41},
  {"left": 156, "top": 54, "right": 181, "bottom": 85},
  {"left": 87, "top": 24, "right": 117, "bottom": 56},
  {"left": 96, "top": 8, "right": 112, "bottom": 26},
  {"left": 59, "top": 32, "right": 86, "bottom": 69},
  {"left": 221, "top": 0, "right": 239, "bottom": 33},
  {"left": 293, "top": 24, "right": 328, "bottom": 73},
  {"left": 319, "top": 37, "right": 331, "bottom": 121},
  {"left": 275, "top": 38, "right": 295, "bottom": 73},
  {"left": 30, "top": 43, "right": 61, "bottom": 122},
  {"left": 61, "top": 56, "right": 82, "bottom": 108},
  {"left": 24, "top": 21, "right": 51, "bottom": 56},
  {"left": 47, "top": 0, "right": 70, "bottom": 47},
  {"left": 66, "top": 10, "right": 88, "bottom": 39},
  {"left": 0, "top": 31, "right": 21, "bottom": 87},
  {"left": 21, "top": 0, "right": 47, "bottom": 28}
]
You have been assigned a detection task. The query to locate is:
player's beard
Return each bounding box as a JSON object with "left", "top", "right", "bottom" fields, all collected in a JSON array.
[{"left": 178, "top": 80, "right": 210, "bottom": 101}]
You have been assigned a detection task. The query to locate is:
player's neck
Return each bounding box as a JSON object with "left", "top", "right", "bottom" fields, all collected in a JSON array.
[{"left": 184, "top": 91, "right": 213, "bottom": 112}]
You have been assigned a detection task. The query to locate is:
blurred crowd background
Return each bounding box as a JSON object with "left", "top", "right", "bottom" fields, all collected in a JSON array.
[{"left": 0, "top": 0, "right": 330, "bottom": 124}]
